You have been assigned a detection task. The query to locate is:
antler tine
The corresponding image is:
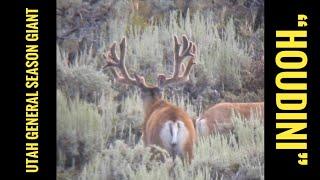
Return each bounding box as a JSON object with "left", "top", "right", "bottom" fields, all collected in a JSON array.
[
  {"left": 133, "top": 73, "right": 150, "bottom": 88},
  {"left": 158, "top": 35, "right": 197, "bottom": 87},
  {"left": 174, "top": 35, "right": 195, "bottom": 77},
  {"left": 117, "top": 37, "right": 136, "bottom": 83},
  {"left": 173, "top": 35, "right": 181, "bottom": 59},
  {"left": 183, "top": 43, "right": 197, "bottom": 77},
  {"left": 179, "top": 63, "right": 186, "bottom": 76},
  {"left": 181, "top": 36, "right": 195, "bottom": 58},
  {"left": 172, "top": 35, "right": 181, "bottom": 77},
  {"left": 181, "top": 43, "right": 197, "bottom": 80},
  {"left": 182, "top": 35, "right": 189, "bottom": 54},
  {"left": 103, "top": 37, "right": 147, "bottom": 88},
  {"left": 182, "top": 45, "right": 196, "bottom": 78},
  {"left": 102, "top": 42, "right": 118, "bottom": 68},
  {"left": 109, "top": 68, "right": 123, "bottom": 82},
  {"left": 110, "top": 42, "right": 119, "bottom": 62}
]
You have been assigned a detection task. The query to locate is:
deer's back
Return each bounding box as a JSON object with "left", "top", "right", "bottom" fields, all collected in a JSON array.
[{"left": 196, "top": 102, "right": 264, "bottom": 135}]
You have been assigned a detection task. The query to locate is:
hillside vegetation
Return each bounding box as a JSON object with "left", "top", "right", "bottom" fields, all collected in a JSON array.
[{"left": 57, "top": 0, "right": 264, "bottom": 179}]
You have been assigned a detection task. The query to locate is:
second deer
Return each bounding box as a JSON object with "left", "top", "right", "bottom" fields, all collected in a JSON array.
[
  {"left": 195, "top": 102, "right": 264, "bottom": 136},
  {"left": 102, "top": 35, "right": 197, "bottom": 162}
]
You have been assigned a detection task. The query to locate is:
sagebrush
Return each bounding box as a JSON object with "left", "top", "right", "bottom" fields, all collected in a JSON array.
[{"left": 57, "top": 0, "right": 264, "bottom": 179}]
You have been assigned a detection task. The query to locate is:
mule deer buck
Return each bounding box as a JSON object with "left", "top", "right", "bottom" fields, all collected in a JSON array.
[
  {"left": 102, "top": 35, "right": 197, "bottom": 162},
  {"left": 195, "top": 102, "right": 264, "bottom": 136}
]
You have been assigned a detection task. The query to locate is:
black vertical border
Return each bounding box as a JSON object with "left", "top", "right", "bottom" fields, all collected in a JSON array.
[
  {"left": 14, "top": 0, "right": 56, "bottom": 179},
  {"left": 265, "top": 0, "right": 319, "bottom": 179},
  {"left": 12, "top": 0, "right": 320, "bottom": 179}
]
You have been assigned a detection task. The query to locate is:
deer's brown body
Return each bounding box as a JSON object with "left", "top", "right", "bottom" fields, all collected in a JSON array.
[
  {"left": 102, "top": 35, "right": 197, "bottom": 162},
  {"left": 196, "top": 102, "right": 264, "bottom": 136}
]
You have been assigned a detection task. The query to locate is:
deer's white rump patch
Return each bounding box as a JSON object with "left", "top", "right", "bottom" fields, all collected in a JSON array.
[
  {"left": 195, "top": 117, "right": 209, "bottom": 136},
  {"left": 160, "top": 120, "right": 188, "bottom": 157}
]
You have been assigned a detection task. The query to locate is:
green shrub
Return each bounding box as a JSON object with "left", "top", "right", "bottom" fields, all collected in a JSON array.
[{"left": 57, "top": 90, "right": 109, "bottom": 170}]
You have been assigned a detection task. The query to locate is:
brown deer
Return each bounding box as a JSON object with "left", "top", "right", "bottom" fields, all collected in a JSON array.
[
  {"left": 195, "top": 102, "right": 264, "bottom": 136},
  {"left": 102, "top": 35, "right": 197, "bottom": 162}
]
